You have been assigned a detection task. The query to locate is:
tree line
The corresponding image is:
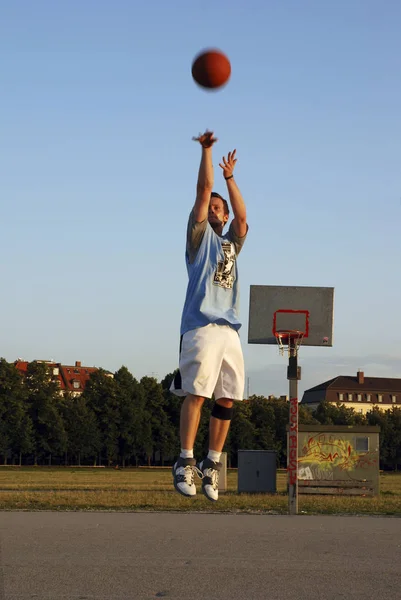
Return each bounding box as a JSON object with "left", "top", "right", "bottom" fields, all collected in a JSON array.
[{"left": 0, "top": 358, "right": 400, "bottom": 469}]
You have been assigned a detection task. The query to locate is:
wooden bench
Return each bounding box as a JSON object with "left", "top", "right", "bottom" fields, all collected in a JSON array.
[{"left": 298, "top": 479, "right": 376, "bottom": 496}]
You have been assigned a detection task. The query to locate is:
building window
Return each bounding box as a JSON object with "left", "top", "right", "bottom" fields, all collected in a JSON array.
[
  {"left": 357, "top": 394, "right": 362, "bottom": 402},
  {"left": 355, "top": 437, "right": 369, "bottom": 453},
  {"left": 378, "top": 394, "right": 383, "bottom": 403},
  {"left": 53, "top": 368, "right": 59, "bottom": 376},
  {"left": 392, "top": 395, "right": 397, "bottom": 403},
  {"left": 339, "top": 393, "right": 344, "bottom": 401},
  {"left": 73, "top": 381, "right": 80, "bottom": 389},
  {"left": 348, "top": 393, "right": 352, "bottom": 401},
  {"left": 366, "top": 394, "right": 371, "bottom": 402}
]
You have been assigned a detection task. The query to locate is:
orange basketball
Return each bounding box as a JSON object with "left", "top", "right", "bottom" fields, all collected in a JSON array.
[{"left": 191, "top": 49, "right": 231, "bottom": 90}]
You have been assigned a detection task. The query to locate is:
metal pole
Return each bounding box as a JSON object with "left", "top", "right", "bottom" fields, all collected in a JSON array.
[{"left": 287, "top": 343, "right": 300, "bottom": 515}]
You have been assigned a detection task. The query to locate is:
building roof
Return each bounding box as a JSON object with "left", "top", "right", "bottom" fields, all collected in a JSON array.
[
  {"left": 14, "top": 360, "right": 29, "bottom": 373},
  {"left": 305, "top": 374, "right": 401, "bottom": 393},
  {"left": 301, "top": 370, "right": 401, "bottom": 408},
  {"left": 14, "top": 360, "right": 66, "bottom": 390},
  {"left": 14, "top": 360, "right": 102, "bottom": 393},
  {"left": 60, "top": 364, "right": 98, "bottom": 393}
]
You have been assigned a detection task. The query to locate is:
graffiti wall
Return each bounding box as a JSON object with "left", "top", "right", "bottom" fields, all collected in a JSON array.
[{"left": 296, "top": 428, "right": 380, "bottom": 492}]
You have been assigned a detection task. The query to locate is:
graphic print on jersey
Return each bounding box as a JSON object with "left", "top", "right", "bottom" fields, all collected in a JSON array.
[{"left": 213, "top": 241, "right": 236, "bottom": 289}]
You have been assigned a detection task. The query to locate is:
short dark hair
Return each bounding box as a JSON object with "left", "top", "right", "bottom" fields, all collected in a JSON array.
[{"left": 211, "top": 192, "right": 229, "bottom": 216}]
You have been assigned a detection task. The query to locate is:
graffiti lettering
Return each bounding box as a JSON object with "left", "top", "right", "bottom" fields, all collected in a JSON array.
[
  {"left": 289, "top": 397, "right": 298, "bottom": 432},
  {"left": 298, "top": 465, "right": 334, "bottom": 481},
  {"left": 288, "top": 444, "right": 297, "bottom": 484},
  {"left": 288, "top": 397, "right": 298, "bottom": 487},
  {"left": 354, "top": 452, "right": 378, "bottom": 469},
  {"left": 298, "top": 466, "right": 313, "bottom": 480},
  {"left": 314, "top": 466, "right": 333, "bottom": 480}
]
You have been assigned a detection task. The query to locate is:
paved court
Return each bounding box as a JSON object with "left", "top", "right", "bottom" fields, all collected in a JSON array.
[{"left": 0, "top": 512, "right": 400, "bottom": 599}]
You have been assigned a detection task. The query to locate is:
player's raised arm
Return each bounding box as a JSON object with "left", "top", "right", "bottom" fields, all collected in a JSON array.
[
  {"left": 219, "top": 149, "right": 247, "bottom": 238},
  {"left": 192, "top": 130, "right": 217, "bottom": 222}
]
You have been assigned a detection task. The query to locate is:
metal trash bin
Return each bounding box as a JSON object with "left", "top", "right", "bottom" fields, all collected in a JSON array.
[{"left": 238, "top": 450, "right": 277, "bottom": 493}]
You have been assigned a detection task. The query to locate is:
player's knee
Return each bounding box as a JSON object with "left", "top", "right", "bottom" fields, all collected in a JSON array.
[
  {"left": 185, "top": 394, "right": 205, "bottom": 407},
  {"left": 212, "top": 399, "right": 234, "bottom": 420},
  {"left": 216, "top": 397, "right": 234, "bottom": 409}
]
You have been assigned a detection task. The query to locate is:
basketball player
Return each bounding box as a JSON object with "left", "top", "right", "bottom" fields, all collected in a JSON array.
[{"left": 170, "top": 130, "right": 248, "bottom": 501}]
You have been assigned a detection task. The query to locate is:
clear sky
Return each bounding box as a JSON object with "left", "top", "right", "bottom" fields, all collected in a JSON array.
[{"left": 1, "top": 0, "right": 400, "bottom": 397}]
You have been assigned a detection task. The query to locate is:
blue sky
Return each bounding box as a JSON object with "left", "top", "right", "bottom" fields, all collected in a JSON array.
[{"left": 1, "top": 1, "right": 400, "bottom": 397}]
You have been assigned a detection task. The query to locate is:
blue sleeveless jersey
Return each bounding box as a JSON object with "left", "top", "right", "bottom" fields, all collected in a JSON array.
[{"left": 180, "top": 212, "right": 247, "bottom": 336}]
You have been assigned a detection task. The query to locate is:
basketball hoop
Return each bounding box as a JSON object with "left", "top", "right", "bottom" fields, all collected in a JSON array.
[{"left": 274, "top": 329, "right": 305, "bottom": 357}]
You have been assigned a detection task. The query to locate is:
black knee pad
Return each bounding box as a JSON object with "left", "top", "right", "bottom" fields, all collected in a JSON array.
[{"left": 211, "top": 402, "right": 234, "bottom": 421}]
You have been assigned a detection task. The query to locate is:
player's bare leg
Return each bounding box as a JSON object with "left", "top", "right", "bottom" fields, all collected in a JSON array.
[
  {"left": 180, "top": 394, "right": 205, "bottom": 449},
  {"left": 199, "top": 398, "right": 234, "bottom": 502},
  {"left": 172, "top": 394, "right": 205, "bottom": 498},
  {"left": 209, "top": 398, "right": 233, "bottom": 451}
]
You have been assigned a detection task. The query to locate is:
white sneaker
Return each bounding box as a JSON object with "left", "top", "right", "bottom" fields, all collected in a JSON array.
[
  {"left": 198, "top": 458, "right": 222, "bottom": 502},
  {"left": 172, "top": 457, "right": 198, "bottom": 497}
]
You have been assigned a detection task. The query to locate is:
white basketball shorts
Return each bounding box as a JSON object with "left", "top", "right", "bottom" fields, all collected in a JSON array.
[{"left": 170, "top": 323, "right": 245, "bottom": 401}]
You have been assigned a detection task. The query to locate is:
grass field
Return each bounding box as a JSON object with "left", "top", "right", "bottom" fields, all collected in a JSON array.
[{"left": 0, "top": 467, "right": 400, "bottom": 515}]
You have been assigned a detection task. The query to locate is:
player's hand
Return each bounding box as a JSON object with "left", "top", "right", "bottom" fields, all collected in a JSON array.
[
  {"left": 219, "top": 150, "right": 237, "bottom": 179},
  {"left": 192, "top": 130, "right": 218, "bottom": 148}
]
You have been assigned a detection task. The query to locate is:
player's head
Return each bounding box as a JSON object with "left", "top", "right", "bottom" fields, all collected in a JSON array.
[{"left": 209, "top": 192, "right": 229, "bottom": 231}]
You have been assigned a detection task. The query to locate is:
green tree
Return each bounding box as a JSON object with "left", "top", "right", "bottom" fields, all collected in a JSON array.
[
  {"left": 25, "top": 361, "right": 67, "bottom": 465},
  {"left": 13, "top": 411, "right": 35, "bottom": 466},
  {"left": 82, "top": 370, "right": 120, "bottom": 465},
  {"left": 248, "top": 395, "right": 276, "bottom": 451},
  {"left": 365, "top": 407, "right": 391, "bottom": 469},
  {"left": 313, "top": 401, "right": 367, "bottom": 426},
  {"left": 132, "top": 380, "right": 152, "bottom": 466},
  {"left": 268, "top": 397, "right": 290, "bottom": 466},
  {"left": 60, "top": 393, "right": 101, "bottom": 465},
  {"left": 114, "top": 366, "right": 153, "bottom": 467},
  {"left": 0, "top": 358, "right": 34, "bottom": 464},
  {"left": 386, "top": 408, "right": 401, "bottom": 471},
  {"left": 160, "top": 371, "right": 182, "bottom": 433},
  {"left": 229, "top": 401, "right": 256, "bottom": 466},
  {"left": 114, "top": 367, "right": 137, "bottom": 467},
  {"left": 140, "top": 376, "right": 176, "bottom": 465},
  {"left": 299, "top": 404, "right": 318, "bottom": 425}
]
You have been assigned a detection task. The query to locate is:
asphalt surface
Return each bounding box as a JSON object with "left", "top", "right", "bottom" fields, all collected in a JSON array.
[{"left": 0, "top": 511, "right": 400, "bottom": 600}]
